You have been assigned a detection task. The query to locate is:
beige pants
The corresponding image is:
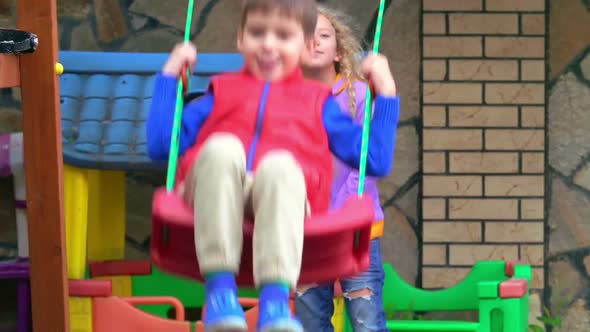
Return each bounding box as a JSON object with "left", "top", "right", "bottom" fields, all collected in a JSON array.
[{"left": 182, "top": 133, "right": 307, "bottom": 288}]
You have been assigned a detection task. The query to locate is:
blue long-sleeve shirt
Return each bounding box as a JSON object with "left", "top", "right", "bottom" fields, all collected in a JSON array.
[{"left": 147, "top": 73, "right": 400, "bottom": 176}]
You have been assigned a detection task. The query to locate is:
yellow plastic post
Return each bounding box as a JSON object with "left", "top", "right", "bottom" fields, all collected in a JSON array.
[
  {"left": 64, "top": 164, "right": 89, "bottom": 279},
  {"left": 332, "top": 296, "right": 345, "bottom": 332},
  {"left": 95, "top": 275, "right": 132, "bottom": 297},
  {"left": 87, "top": 170, "right": 126, "bottom": 261},
  {"left": 69, "top": 297, "right": 93, "bottom": 332}
]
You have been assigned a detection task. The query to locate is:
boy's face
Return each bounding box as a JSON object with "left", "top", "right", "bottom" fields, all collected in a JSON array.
[{"left": 238, "top": 9, "right": 310, "bottom": 81}]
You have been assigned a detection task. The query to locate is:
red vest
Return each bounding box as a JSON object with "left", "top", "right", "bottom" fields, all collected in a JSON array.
[{"left": 176, "top": 67, "right": 334, "bottom": 213}]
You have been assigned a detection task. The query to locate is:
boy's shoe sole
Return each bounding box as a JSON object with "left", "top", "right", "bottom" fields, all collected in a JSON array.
[
  {"left": 258, "top": 318, "right": 304, "bottom": 332},
  {"left": 205, "top": 317, "right": 248, "bottom": 332}
]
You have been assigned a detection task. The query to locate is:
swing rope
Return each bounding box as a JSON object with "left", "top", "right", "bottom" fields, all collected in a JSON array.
[
  {"left": 164, "top": 0, "right": 387, "bottom": 196},
  {"left": 358, "top": 0, "right": 386, "bottom": 196},
  {"left": 166, "top": 0, "right": 196, "bottom": 191}
]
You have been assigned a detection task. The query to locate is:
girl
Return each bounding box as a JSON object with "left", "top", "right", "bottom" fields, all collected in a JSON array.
[{"left": 295, "top": 5, "right": 391, "bottom": 332}]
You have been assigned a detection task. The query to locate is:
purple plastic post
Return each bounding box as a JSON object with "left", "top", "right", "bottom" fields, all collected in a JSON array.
[
  {"left": 17, "top": 278, "right": 30, "bottom": 332},
  {"left": 0, "top": 133, "right": 29, "bottom": 331},
  {"left": 0, "top": 260, "right": 30, "bottom": 279},
  {"left": 14, "top": 199, "right": 27, "bottom": 209},
  {"left": 0, "top": 259, "right": 31, "bottom": 332}
]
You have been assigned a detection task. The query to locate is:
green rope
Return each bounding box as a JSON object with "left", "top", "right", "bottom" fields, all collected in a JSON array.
[
  {"left": 358, "top": 0, "right": 386, "bottom": 196},
  {"left": 166, "top": 0, "right": 195, "bottom": 191}
]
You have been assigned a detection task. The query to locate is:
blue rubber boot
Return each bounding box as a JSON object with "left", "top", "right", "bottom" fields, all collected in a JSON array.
[
  {"left": 203, "top": 272, "right": 247, "bottom": 332},
  {"left": 257, "top": 283, "right": 303, "bottom": 332}
]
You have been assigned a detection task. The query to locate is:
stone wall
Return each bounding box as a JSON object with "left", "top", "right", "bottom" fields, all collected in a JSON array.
[{"left": 546, "top": 0, "right": 590, "bottom": 330}]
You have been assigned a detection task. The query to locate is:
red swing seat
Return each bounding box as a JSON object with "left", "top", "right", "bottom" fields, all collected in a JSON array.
[{"left": 150, "top": 187, "right": 375, "bottom": 286}]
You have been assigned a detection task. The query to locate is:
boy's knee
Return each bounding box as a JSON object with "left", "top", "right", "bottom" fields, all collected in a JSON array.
[
  {"left": 199, "top": 133, "right": 245, "bottom": 166},
  {"left": 202, "top": 133, "right": 242, "bottom": 153},
  {"left": 257, "top": 151, "right": 302, "bottom": 181}
]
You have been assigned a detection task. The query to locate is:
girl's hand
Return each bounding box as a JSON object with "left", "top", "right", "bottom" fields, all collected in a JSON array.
[
  {"left": 162, "top": 42, "right": 198, "bottom": 78},
  {"left": 361, "top": 53, "right": 397, "bottom": 97}
]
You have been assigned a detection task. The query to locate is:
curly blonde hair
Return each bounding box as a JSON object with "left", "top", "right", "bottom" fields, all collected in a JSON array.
[{"left": 318, "top": 5, "right": 365, "bottom": 117}]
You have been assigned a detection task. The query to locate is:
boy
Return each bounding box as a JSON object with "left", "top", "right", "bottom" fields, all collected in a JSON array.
[{"left": 146, "top": 0, "right": 400, "bottom": 331}]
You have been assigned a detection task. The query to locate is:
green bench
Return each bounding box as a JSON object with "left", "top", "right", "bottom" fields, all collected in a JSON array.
[{"left": 340, "top": 260, "right": 531, "bottom": 332}]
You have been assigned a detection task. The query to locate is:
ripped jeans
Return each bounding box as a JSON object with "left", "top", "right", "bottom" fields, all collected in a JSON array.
[{"left": 295, "top": 238, "right": 387, "bottom": 331}]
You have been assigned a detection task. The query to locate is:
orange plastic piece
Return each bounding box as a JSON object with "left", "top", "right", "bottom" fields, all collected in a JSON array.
[
  {"left": 238, "top": 298, "right": 259, "bottom": 307},
  {"left": 334, "top": 280, "right": 343, "bottom": 297},
  {"left": 197, "top": 297, "right": 297, "bottom": 332},
  {"left": 0, "top": 54, "right": 20, "bottom": 88},
  {"left": 93, "top": 296, "right": 190, "bottom": 332},
  {"left": 195, "top": 297, "right": 295, "bottom": 332},
  {"left": 194, "top": 306, "right": 260, "bottom": 332},
  {"left": 197, "top": 298, "right": 261, "bottom": 332},
  {"left": 370, "top": 220, "right": 384, "bottom": 239}
]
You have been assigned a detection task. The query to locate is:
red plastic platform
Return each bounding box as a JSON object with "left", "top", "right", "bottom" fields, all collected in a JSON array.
[
  {"left": 150, "top": 188, "right": 374, "bottom": 286},
  {"left": 89, "top": 260, "right": 152, "bottom": 277}
]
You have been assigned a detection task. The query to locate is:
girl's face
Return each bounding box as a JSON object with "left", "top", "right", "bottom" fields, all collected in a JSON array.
[{"left": 302, "top": 14, "right": 340, "bottom": 70}]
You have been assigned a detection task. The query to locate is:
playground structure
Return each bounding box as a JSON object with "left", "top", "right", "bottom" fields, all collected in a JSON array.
[{"left": 1, "top": 0, "right": 534, "bottom": 330}]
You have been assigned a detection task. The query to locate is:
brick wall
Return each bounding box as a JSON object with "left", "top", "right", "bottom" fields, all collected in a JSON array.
[{"left": 420, "top": 0, "right": 546, "bottom": 290}]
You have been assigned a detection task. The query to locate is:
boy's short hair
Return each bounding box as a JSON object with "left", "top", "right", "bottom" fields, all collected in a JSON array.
[{"left": 240, "top": 0, "right": 318, "bottom": 38}]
